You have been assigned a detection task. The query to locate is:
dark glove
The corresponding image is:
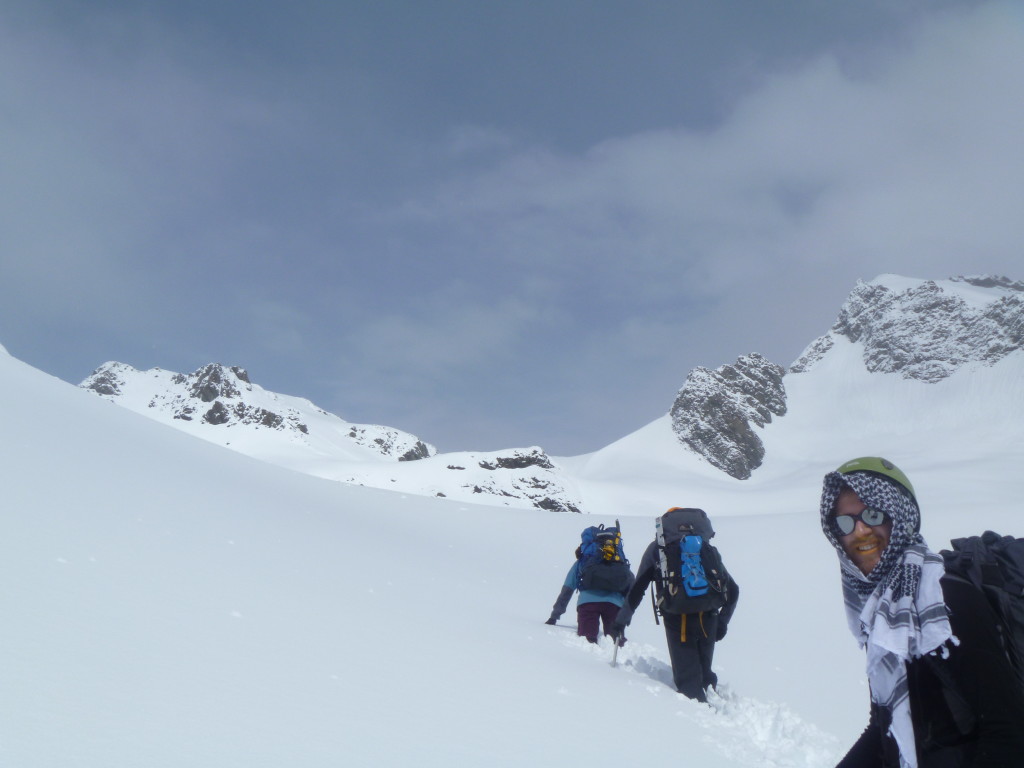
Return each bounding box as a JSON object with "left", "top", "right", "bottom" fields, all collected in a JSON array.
[
  {"left": 614, "top": 604, "right": 633, "bottom": 629},
  {"left": 612, "top": 622, "right": 627, "bottom": 644},
  {"left": 715, "top": 623, "right": 728, "bottom": 641},
  {"left": 544, "top": 617, "right": 557, "bottom": 625}
]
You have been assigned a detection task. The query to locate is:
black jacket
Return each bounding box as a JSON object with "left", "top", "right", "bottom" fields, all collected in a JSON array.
[
  {"left": 838, "top": 576, "right": 1024, "bottom": 767},
  {"left": 621, "top": 539, "right": 739, "bottom": 629}
]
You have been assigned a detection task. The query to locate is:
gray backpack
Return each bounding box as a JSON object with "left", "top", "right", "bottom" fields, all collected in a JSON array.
[{"left": 654, "top": 508, "right": 729, "bottom": 615}]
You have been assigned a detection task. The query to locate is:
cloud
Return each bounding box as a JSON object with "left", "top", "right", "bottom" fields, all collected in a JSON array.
[
  {"left": 2, "top": 1, "right": 1019, "bottom": 454},
  {"left": 388, "top": 3, "right": 1023, "bottom": 307},
  {"left": 442, "top": 125, "right": 519, "bottom": 160},
  {"left": 312, "top": 1, "right": 1024, "bottom": 453},
  {"left": 342, "top": 283, "right": 558, "bottom": 380},
  {"left": 244, "top": 299, "right": 313, "bottom": 357},
  {"left": 0, "top": 10, "right": 333, "bottom": 327}
]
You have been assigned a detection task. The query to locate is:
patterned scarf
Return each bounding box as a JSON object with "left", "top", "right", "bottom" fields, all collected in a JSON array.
[{"left": 820, "top": 470, "right": 952, "bottom": 768}]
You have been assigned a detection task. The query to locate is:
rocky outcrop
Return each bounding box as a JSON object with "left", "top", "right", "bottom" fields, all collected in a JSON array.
[
  {"left": 82, "top": 362, "right": 127, "bottom": 396},
  {"left": 467, "top": 448, "right": 581, "bottom": 513},
  {"left": 336, "top": 446, "right": 584, "bottom": 513},
  {"left": 791, "top": 275, "right": 1024, "bottom": 381},
  {"left": 347, "top": 425, "right": 432, "bottom": 462},
  {"left": 83, "top": 362, "right": 313, "bottom": 435},
  {"left": 175, "top": 364, "right": 250, "bottom": 403},
  {"left": 80, "top": 362, "right": 434, "bottom": 462},
  {"left": 478, "top": 448, "right": 555, "bottom": 471},
  {"left": 670, "top": 353, "right": 787, "bottom": 480}
]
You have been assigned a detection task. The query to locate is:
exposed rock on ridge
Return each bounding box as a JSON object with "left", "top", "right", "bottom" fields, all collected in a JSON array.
[
  {"left": 84, "top": 362, "right": 314, "bottom": 434},
  {"left": 339, "top": 447, "right": 584, "bottom": 513},
  {"left": 79, "top": 361, "right": 579, "bottom": 510},
  {"left": 80, "top": 362, "right": 434, "bottom": 462},
  {"left": 791, "top": 275, "right": 1023, "bottom": 381},
  {"left": 347, "top": 426, "right": 433, "bottom": 462},
  {"left": 471, "top": 448, "right": 580, "bottom": 513},
  {"left": 670, "top": 353, "right": 787, "bottom": 480}
]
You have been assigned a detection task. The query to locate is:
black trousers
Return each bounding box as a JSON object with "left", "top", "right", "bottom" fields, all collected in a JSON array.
[{"left": 662, "top": 611, "right": 718, "bottom": 702}]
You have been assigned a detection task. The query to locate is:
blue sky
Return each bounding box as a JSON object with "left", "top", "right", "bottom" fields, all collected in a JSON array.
[{"left": 2, "top": 0, "right": 1021, "bottom": 454}]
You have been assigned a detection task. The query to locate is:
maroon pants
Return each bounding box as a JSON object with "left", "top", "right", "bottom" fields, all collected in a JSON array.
[{"left": 577, "top": 602, "right": 620, "bottom": 643}]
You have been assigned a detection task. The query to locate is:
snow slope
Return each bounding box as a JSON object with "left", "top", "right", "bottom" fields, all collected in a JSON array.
[
  {"left": 2, "top": 340, "right": 1021, "bottom": 766},
  {"left": 80, "top": 363, "right": 586, "bottom": 514}
]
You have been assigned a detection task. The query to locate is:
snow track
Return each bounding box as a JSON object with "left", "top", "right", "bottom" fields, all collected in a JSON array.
[{"left": 551, "top": 628, "right": 843, "bottom": 767}]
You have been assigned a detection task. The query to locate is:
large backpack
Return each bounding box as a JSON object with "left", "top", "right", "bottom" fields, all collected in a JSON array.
[
  {"left": 918, "top": 531, "right": 1024, "bottom": 737},
  {"left": 578, "top": 522, "right": 631, "bottom": 593},
  {"left": 654, "top": 507, "right": 729, "bottom": 615},
  {"left": 939, "top": 531, "right": 1024, "bottom": 691}
]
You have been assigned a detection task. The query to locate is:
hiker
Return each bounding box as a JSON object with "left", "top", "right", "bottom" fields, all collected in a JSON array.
[
  {"left": 546, "top": 524, "right": 635, "bottom": 644},
  {"left": 820, "top": 456, "right": 1024, "bottom": 767},
  {"left": 613, "top": 507, "right": 738, "bottom": 702}
]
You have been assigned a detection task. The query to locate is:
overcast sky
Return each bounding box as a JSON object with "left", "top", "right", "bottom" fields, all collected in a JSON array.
[{"left": 2, "top": 0, "right": 1021, "bottom": 455}]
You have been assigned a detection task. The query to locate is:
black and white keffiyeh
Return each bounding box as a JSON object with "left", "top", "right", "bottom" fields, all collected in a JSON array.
[{"left": 820, "top": 470, "right": 953, "bottom": 768}]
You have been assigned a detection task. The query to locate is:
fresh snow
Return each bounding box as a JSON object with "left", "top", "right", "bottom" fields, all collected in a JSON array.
[{"left": 3, "top": 301, "right": 1021, "bottom": 765}]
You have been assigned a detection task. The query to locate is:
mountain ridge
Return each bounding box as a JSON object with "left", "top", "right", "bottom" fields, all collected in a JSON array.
[
  {"left": 75, "top": 273, "right": 1022, "bottom": 513},
  {"left": 791, "top": 274, "right": 1023, "bottom": 381},
  {"left": 81, "top": 361, "right": 436, "bottom": 464}
]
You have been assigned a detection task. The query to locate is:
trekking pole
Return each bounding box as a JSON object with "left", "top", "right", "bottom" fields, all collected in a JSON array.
[{"left": 650, "top": 585, "right": 660, "bottom": 626}]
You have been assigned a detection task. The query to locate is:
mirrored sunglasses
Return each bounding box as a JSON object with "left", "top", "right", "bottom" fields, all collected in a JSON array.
[{"left": 832, "top": 507, "right": 889, "bottom": 536}]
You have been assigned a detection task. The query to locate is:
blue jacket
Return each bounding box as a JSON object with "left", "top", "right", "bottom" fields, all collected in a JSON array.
[
  {"left": 564, "top": 561, "right": 630, "bottom": 606},
  {"left": 548, "top": 560, "right": 635, "bottom": 622}
]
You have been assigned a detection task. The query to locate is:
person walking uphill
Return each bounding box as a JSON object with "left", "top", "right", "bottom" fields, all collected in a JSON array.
[
  {"left": 820, "top": 457, "right": 1024, "bottom": 767},
  {"left": 614, "top": 507, "right": 738, "bottom": 702},
  {"left": 546, "top": 523, "right": 634, "bottom": 644}
]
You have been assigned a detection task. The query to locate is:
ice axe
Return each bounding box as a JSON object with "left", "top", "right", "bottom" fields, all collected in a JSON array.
[{"left": 610, "top": 517, "right": 626, "bottom": 668}]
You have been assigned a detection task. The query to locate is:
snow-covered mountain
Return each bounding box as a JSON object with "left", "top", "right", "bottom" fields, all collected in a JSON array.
[
  {"left": 791, "top": 274, "right": 1023, "bottom": 380},
  {"left": 666, "top": 274, "right": 1023, "bottom": 481},
  {"left": 79, "top": 362, "right": 586, "bottom": 514},
  {"left": 81, "top": 361, "right": 436, "bottom": 464},
  {"left": 4, "top": 311, "right": 1021, "bottom": 767},
  {"left": 564, "top": 272, "right": 1023, "bottom": 517},
  {"left": 76, "top": 274, "right": 1022, "bottom": 516}
]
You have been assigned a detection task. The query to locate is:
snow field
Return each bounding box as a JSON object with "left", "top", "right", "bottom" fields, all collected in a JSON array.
[{"left": 2, "top": 334, "right": 1021, "bottom": 766}]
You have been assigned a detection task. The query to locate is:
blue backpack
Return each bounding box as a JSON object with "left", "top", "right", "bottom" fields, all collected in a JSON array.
[
  {"left": 578, "top": 523, "right": 631, "bottom": 593},
  {"left": 680, "top": 534, "right": 711, "bottom": 597}
]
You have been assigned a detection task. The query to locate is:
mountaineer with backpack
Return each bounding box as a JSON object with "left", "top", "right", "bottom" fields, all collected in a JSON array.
[
  {"left": 545, "top": 523, "right": 635, "bottom": 644},
  {"left": 613, "top": 507, "right": 739, "bottom": 702},
  {"left": 820, "top": 456, "right": 1024, "bottom": 767}
]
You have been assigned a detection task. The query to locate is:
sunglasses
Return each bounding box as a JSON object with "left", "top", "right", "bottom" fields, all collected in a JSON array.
[{"left": 832, "top": 507, "right": 889, "bottom": 536}]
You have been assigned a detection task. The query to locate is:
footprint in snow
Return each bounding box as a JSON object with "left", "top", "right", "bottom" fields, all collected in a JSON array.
[{"left": 550, "top": 628, "right": 843, "bottom": 768}]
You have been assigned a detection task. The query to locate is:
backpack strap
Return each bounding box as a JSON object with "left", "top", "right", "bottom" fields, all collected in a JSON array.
[
  {"left": 920, "top": 572, "right": 982, "bottom": 738},
  {"left": 677, "top": 612, "right": 712, "bottom": 643},
  {"left": 921, "top": 653, "right": 976, "bottom": 737}
]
